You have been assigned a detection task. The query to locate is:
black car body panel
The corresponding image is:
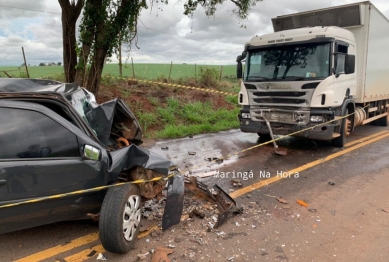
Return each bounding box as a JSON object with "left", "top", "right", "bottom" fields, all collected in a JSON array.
[{"left": 0, "top": 79, "right": 172, "bottom": 234}]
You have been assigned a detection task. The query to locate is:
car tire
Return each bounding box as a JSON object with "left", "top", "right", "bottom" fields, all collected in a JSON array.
[{"left": 99, "top": 184, "right": 142, "bottom": 254}]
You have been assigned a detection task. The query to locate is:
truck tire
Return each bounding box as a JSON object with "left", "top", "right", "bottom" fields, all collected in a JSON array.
[
  {"left": 99, "top": 184, "right": 142, "bottom": 254},
  {"left": 257, "top": 133, "right": 272, "bottom": 142},
  {"left": 332, "top": 109, "right": 350, "bottom": 147}
]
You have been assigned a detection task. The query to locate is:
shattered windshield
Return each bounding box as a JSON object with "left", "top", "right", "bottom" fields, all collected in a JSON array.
[{"left": 245, "top": 43, "right": 331, "bottom": 81}]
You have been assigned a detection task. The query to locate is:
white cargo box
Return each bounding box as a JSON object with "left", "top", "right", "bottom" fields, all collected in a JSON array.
[{"left": 272, "top": 1, "right": 389, "bottom": 103}]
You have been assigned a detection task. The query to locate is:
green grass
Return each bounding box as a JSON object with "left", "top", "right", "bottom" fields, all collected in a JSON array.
[
  {"left": 153, "top": 99, "right": 240, "bottom": 139},
  {"left": 0, "top": 63, "right": 236, "bottom": 80}
]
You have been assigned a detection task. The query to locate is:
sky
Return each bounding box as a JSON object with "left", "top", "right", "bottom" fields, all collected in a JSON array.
[{"left": 0, "top": 0, "right": 388, "bottom": 66}]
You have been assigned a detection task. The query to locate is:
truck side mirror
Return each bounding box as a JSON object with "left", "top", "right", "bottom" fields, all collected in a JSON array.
[
  {"left": 237, "top": 62, "right": 243, "bottom": 79},
  {"left": 345, "top": 54, "right": 355, "bottom": 74}
]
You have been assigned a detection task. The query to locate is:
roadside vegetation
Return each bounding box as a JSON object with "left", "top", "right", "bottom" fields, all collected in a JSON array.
[{"left": 5, "top": 64, "right": 241, "bottom": 139}]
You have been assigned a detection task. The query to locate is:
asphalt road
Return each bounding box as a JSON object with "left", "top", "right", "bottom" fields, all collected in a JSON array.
[{"left": 1, "top": 124, "right": 389, "bottom": 262}]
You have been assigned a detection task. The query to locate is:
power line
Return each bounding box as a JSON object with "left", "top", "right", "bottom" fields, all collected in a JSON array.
[{"left": 0, "top": 4, "right": 61, "bottom": 15}]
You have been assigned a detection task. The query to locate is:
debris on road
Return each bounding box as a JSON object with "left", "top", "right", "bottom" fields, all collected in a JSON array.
[
  {"left": 328, "top": 181, "right": 336, "bottom": 186},
  {"left": 188, "top": 151, "right": 197, "bottom": 155},
  {"left": 137, "top": 251, "right": 150, "bottom": 260},
  {"left": 161, "top": 146, "right": 169, "bottom": 150},
  {"left": 197, "top": 170, "right": 218, "bottom": 178},
  {"left": 96, "top": 253, "right": 107, "bottom": 261},
  {"left": 204, "top": 157, "right": 224, "bottom": 164},
  {"left": 382, "top": 208, "right": 389, "bottom": 213},
  {"left": 264, "top": 194, "right": 289, "bottom": 204},
  {"left": 151, "top": 247, "right": 174, "bottom": 262},
  {"left": 308, "top": 208, "right": 317, "bottom": 213},
  {"left": 297, "top": 199, "right": 309, "bottom": 207},
  {"left": 230, "top": 179, "right": 242, "bottom": 187}
]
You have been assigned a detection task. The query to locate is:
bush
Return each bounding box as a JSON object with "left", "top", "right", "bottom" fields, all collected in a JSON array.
[{"left": 199, "top": 67, "right": 219, "bottom": 87}]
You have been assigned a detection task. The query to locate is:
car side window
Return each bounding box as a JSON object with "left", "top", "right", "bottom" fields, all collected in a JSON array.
[{"left": 0, "top": 108, "right": 80, "bottom": 159}]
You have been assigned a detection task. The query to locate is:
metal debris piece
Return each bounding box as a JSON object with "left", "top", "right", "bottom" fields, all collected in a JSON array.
[
  {"left": 188, "top": 151, "right": 197, "bottom": 155},
  {"left": 204, "top": 157, "right": 224, "bottom": 163},
  {"left": 161, "top": 146, "right": 169, "bottom": 150},
  {"left": 162, "top": 175, "right": 185, "bottom": 230},
  {"left": 260, "top": 113, "right": 288, "bottom": 156},
  {"left": 382, "top": 209, "right": 389, "bottom": 213},
  {"left": 328, "top": 181, "right": 335, "bottom": 186},
  {"left": 308, "top": 208, "right": 317, "bottom": 213}
]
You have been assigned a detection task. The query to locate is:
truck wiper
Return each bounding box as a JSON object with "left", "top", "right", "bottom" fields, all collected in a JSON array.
[
  {"left": 274, "top": 76, "right": 306, "bottom": 81},
  {"left": 247, "top": 76, "right": 270, "bottom": 82}
]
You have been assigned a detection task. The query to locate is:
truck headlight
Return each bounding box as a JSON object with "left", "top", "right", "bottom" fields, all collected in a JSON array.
[
  {"left": 242, "top": 113, "right": 251, "bottom": 119},
  {"left": 310, "top": 116, "right": 325, "bottom": 123}
]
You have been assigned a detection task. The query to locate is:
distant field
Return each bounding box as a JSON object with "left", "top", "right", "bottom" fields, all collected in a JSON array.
[{"left": 0, "top": 64, "right": 236, "bottom": 80}]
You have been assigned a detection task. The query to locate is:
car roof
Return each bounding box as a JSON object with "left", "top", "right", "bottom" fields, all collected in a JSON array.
[{"left": 0, "top": 78, "right": 80, "bottom": 94}]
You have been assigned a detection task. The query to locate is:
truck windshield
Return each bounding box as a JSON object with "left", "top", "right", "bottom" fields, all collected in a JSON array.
[{"left": 245, "top": 43, "right": 331, "bottom": 81}]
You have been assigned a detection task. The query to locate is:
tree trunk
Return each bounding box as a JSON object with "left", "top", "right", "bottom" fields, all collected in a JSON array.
[
  {"left": 86, "top": 48, "right": 107, "bottom": 95},
  {"left": 58, "top": 0, "right": 83, "bottom": 83}
]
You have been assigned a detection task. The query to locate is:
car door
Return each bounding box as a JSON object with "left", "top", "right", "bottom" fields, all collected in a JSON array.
[{"left": 0, "top": 102, "right": 109, "bottom": 234}]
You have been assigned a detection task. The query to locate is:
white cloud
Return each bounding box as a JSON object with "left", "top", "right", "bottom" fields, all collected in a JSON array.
[{"left": 0, "top": 0, "right": 388, "bottom": 65}]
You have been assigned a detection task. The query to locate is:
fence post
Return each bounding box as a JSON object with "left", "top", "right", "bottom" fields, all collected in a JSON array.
[
  {"left": 168, "top": 61, "right": 173, "bottom": 82},
  {"left": 195, "top": 63, "right": 197, "bottom": 83},
  {"left": 219, "top": 65, "right": 223, "bottom": 81},
  {"left": 131, "top": 57, "right": 135, "bottom": 78},
  {"left": 21, "top": 47, "right": 30, "bottom": 78}
]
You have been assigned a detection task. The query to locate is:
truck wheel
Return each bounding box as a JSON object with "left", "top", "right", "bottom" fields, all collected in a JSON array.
[
  {"left": 257, "top": 133, "right": 272, "bottom": 142},
  {"left": 99, "top": 184, "right": 142, "bottom": 254},
  {"left": 332, "top": 109, "right": 351, "bottom": 147}
]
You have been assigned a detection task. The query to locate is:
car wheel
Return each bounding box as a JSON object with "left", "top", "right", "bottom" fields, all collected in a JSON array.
[
  {"left": 99, "top": 184, "right": 142, "bottom": 254},
  {"left": 332, "top": 109, "right": 351, "bottom": 147}
]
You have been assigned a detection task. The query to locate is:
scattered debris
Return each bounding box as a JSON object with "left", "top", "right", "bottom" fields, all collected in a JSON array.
[
  {"left": 167, "top": 244, "right": 176, "bottom": 248},
  {"left": 188, "top": 151, "right": 197, "bottom": 155},
  {"left": 151, "top": 247, "right": 174, "bottom": 262},
  {"left": 308, "top": 208, "right": 317, "bottom": 213},
  {"left": 197, "top": 171, "right": 218, "bottom": 178},
  {"left": 228, "top": 256, "right": 235, "bottom": 261},
  {"left": 137, "top": 251, "right": 150, "bottom": 260},
  {"left": 316, "top": 219, "right": 321, "bottom": 222},
  {"left": 230, "top": 179, "right": 242, "bottom": 187},
  {"left": 282, "top": 206, "right": 291, "bottom": 209},
  {"left": 96, "top": 253, "right": 107, "bottom": 261},
  {"left": 382, "top": 209, "right": 389, "bottom": 213},
  {"left": 189, "top": 209, "right": 206, "bottom": 219},
  {"left": 265, "top": 194, "right": 289, "bottom": 204},
  {"left": 161, "top": 146, "right": 169, "bottom": 151},
  {"left": 328, "top": 181, "right": 335, "bottom": 186},
  {"left": 204, "top": 157, "right": 224, "bottom": 164},
  {"left": 297, "top": 199, "right": 309, "bottom": 207}
]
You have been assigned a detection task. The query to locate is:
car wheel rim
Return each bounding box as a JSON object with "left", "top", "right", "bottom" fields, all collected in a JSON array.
[{"left": 122, "top": 195, "right": 141, "bottom": 242}]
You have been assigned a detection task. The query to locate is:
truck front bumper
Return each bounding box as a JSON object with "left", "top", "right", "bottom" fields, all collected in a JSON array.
[{"left": 238, "top": 108, "right": 337, "bottom": 141}]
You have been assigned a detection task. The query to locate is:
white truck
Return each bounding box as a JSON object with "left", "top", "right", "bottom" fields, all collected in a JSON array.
[{"left": 237, "top": 1, "right": 389, "bottom": 147}]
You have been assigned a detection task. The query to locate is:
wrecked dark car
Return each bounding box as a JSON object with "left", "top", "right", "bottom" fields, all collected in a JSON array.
[{"left": 0, "top": 79, "right": 172, "bottom": 253}]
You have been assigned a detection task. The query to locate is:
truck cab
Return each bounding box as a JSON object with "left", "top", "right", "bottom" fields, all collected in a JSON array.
[{"left": 237, "top": 1, "right": 389, "bottom": 147}]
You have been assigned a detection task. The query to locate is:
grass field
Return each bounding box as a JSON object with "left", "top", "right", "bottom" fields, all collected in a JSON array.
[{"left": 0, "top": 63, "right": 236, "bottom": 80}]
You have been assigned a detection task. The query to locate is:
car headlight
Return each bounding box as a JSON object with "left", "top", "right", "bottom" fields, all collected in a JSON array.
[
  {"left": 310, "top": 116, "right": 325, "bottom": 123},
  {"left": 241, "top": 113, "right": 251, "bottom": 119}
]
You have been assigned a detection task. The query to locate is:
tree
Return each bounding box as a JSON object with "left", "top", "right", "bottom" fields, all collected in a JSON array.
[
  {"left": 59, "top": 0, "right": 262, "bottom": 95},
  {"left": 58, "top": 0, "right": 83, "bottom": 83},
  {"left": 39, "top": 62, "right": 46, "bottom": 66}
]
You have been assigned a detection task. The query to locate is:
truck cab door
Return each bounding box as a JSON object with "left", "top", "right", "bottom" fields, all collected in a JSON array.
[{"left": 332, "top": 42, "right": 356, "bottom": 105}]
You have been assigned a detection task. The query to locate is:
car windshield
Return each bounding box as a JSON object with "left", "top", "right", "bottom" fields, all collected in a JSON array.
[{"left": 245, "top": 43, "right": 331, "bottom": 81}]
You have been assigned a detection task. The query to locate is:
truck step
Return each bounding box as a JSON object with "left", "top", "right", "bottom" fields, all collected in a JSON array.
[{"left": 332, "top": 133, "right": 341, "bottom": 138}]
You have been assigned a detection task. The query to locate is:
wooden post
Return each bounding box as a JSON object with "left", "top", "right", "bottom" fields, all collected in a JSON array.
[
  {"left": 131, "top": 57, "right": 135, "bottom": 78},
  {"left": 168, "top": 61, "right": 173, "bottom": 82},
  {"left": 195, "top": 63, "right": 197, "bottom": 82},
  {"left": 21, "top": 47, "right": 30, "bottom": 78},
  {"left": 219, "top": 65, "right": 224, "bottom": 81}
]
